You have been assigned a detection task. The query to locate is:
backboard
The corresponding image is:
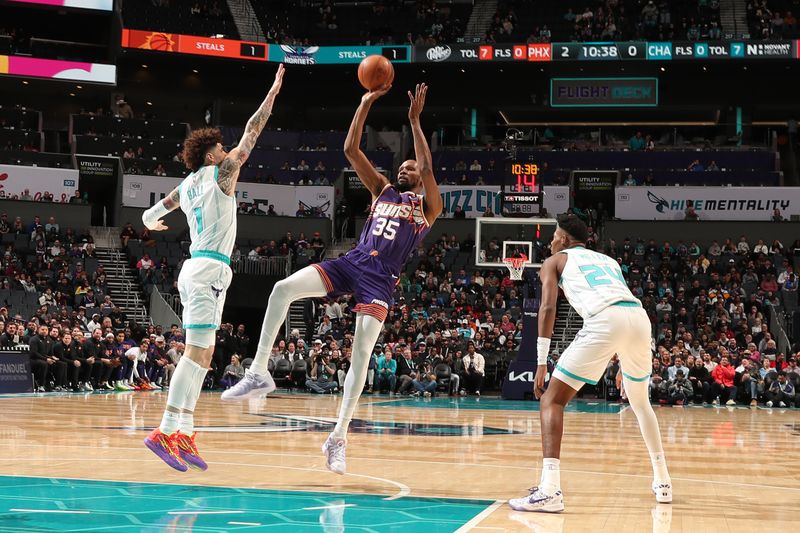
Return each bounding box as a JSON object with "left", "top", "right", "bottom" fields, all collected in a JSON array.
[{"left": 474, "top": 217, "right": 557, "bottom": 270}]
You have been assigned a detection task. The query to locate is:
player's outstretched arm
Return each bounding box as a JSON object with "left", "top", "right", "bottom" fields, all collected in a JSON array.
[
  {"left": 141, "top": 186, "right": 181, "bottom": 232},
  {"left": 220, "top": 64, "right": 285, "bottom": 196},
  {"left": 344, "top": 85, "right": 391, "bottom": 200},
  {"left": 408, "top": 83, "right": 441, "bottom": 224}
]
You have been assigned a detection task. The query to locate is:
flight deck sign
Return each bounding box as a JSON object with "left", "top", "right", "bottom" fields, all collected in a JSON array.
[{"left": 550, "top": 77, "right": 658, "bottom": 107}]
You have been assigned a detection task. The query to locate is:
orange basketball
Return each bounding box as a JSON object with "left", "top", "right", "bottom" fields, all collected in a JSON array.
[{"left": 358, "top": 55, "right": 394, "bottom": 91}]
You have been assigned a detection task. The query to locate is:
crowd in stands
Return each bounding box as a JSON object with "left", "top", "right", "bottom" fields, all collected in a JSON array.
[
  {"left": 252, "top": 227, "right": 799, "bottom": 406},
  {"left": 591, "top": 232, "right": 800, "bottom": 406},
  {"left": 488, "top": 0, "right": 722, "bottom": 44},
  {"left": 0, "top": 212, "right": 184, "bottom": 393},
  {"left": 748, "top": 0, "right": 800, "bottom": 39}
]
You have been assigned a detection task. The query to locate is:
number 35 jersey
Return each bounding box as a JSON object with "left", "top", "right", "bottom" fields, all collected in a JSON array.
[
  {"left": 557, "top": 246, "right": 639, "bottom": 320},
  {"left": 356, "top": 183, "right": 432, "bottom": 275}
]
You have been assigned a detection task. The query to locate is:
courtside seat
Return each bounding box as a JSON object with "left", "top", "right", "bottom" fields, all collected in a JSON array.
[
  {"left": 434, "top": 363, "right": 451, "bottom": 393},
  {"left": 273, "top": 359, "right": 293, "bottom": 389}
]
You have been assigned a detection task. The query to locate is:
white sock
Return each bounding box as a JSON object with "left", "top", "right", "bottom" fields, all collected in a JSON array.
[
  {"left": 650, "top": 452, "right": 670, "bottom": 483},
  {"left": 332, "top": 314, "right": 384, "bottom": 440},
  {"left": 624, "top": 378, "right": 671, "bottom": 483},
  {"left": 160, "top": 357, "right": 204, "bottom": 434},
  {"left": 540, "top": 458, "right": 561, "bottom": 495},
  {"left": 179, "top": 411, "right": 194, "bottom": 435},
  {"left": 250, "top": 266, "right": 327, "bottom": 376},
  {"left": 178, "top": 362, "right": 207, "bottom": 435},
  {"left": 159, "top": 410, "right": 180, "bottom": 435}
]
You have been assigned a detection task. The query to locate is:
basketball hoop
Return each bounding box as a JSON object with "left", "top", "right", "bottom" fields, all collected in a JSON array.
[{"left": 503, "top": 255, "right": 528, "bottom": 281}]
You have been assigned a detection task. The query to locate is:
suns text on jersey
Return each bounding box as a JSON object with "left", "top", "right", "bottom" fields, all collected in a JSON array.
[{"left": 373, "top": 201, "right": 427, "bottom": 225}]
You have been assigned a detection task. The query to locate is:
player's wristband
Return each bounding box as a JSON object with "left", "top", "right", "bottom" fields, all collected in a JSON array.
[
  {"left": 142, "top": 201, "right": 169, "bottom": 230},
  {"left": 537, "top": 337, "right": 551, "bottom": 366}
]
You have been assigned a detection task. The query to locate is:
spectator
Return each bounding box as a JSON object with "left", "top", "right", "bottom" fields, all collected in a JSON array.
[
  {"left": 461, "top": 341, "right": 485, "bottom": 396},
  {"left": 765, "top": 371, "right": 796, "bottom": 407},
  {"left": 629, "top": 132, "right": 645, "bottom": 151},
  {"left": 667, "top": 370, "right": 692, "bottom": 405},
  {"left": 375, "top": 349, "right": 397, "bottom": 393},
  {"left": 306, "top": 352, "right": 338, "bottom": 393},
  {"left": 395, "top": 347, "right": 418, "bottom": 394},
  {"left": 469, "top": 159, "right": 482, "bottom": 171},
  {"left": 711, "top": 356, "right": 737, "bottom": 405},
  {"left": 221, "top": 355, "right": 245, "bottom": 389}
]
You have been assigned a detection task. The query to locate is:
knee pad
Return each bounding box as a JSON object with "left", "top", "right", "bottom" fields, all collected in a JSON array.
[{"left": 185, "top": 328, "right": 215, "bottom": 349}]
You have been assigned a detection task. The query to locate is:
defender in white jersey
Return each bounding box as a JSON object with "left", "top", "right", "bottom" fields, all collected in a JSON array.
[
  {"left": 509, "top": 214, "right": 672, "bottom": 513},
  {"left": 142, "top": 65, "right": 285, "bottom": 472}
]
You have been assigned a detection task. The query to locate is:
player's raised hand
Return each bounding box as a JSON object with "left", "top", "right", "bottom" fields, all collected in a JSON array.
[
  {"left": 362, "top": 83, "right": 392, "bottom": 104},
  {"left": 269, "top": 64, "right": 285, "bottom": 96},
  {"left": 407, "top": 83, "right": 428, "bottom": 123}
]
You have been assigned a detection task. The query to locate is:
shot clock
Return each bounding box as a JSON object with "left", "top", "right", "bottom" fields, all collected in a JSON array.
[{"left": 502, "top": 161, "right": 544, "bottom": 217}]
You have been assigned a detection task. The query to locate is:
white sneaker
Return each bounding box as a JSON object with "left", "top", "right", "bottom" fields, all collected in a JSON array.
[
  {"left": 221, "top": 369, "right": 276, "bottom": 400},
  {"left": 725, "top": 399, "right": 736, "bottom": 406},
  {"left": 779, "top": 401, "right": 787, "bottom": 407},
  {"left": 508, "top": 487, "right": 565, "bottom": 513},
  {"left": 423, "top": 391, "right": 431, "bottom": 398},
  {"left": 652, "top": 481, "right": 673, "bottom": 503},
  {"left": 84, "top": 382, "right": 94, "bottom": 392},
  {"left": 322, "top": 435, "right": 347, "bottom": 475},
  {"left": 766, "top": 400, "right": 773, "bottom": 407}
]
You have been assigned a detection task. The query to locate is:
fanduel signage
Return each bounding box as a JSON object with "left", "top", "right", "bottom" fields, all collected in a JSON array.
[
  {"left": 615, "top": 186, "right": 800, "bottom": 221},
  {"left": 0, "top": 351, "right": 32, "bottom": 393}
]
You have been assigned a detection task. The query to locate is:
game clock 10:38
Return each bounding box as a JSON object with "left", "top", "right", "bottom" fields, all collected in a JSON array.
[{"left": 553, "top": 42, "right": 646, "bottom": 60}]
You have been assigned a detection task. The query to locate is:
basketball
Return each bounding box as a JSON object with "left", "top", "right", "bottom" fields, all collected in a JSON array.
[{"left": 358, "top": 54, "right": 394, "bottom": 91}]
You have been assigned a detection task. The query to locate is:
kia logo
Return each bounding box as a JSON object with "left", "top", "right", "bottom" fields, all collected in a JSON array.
[{"left": 426, "top": 45, "right": 452, "bottom": 62}]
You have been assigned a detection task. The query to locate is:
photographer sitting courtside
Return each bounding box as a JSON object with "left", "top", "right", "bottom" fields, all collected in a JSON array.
[{"left": 306, "top": 352, "right": 339, "bottom": 394}]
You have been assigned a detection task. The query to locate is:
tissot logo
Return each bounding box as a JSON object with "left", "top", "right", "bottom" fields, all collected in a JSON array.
[{"left": 426, "top": 45, "right": 451, "bottom": 61}]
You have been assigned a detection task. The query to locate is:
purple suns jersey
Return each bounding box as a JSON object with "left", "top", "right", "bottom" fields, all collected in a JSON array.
[{"left": 355, "top": 183, "right": 431, "bottom": 273}]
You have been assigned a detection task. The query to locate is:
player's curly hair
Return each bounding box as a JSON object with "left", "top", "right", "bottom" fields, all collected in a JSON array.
[
  {"left": 556, "top": 213, "right": 589, "bottom": 242},
  {"left": 181, "top": 128, "right": 223, "bottom": 171}
]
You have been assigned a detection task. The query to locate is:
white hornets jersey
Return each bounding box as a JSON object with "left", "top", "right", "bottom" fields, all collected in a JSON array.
[
  {"left": 178, "top": 165, "right": 237, "bottom": 264},
  {"left": 557, "top": 246, "right": 639, "bottom": 319}
]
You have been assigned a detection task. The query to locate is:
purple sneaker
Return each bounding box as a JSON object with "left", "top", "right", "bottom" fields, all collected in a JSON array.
[
  {"left": 144, "top": 428, "right": 188, "bottom": 472},
  {"left": 174, "top": 432, "right": 208, "bottom": 471}
]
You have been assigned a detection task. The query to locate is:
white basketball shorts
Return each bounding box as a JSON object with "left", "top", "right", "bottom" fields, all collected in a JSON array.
[
  {"left": 552, "top": 302, "right": 653, "bottom": 390},
  {"left": 178, "top": 257, "right": 232, "bottom": 335}
]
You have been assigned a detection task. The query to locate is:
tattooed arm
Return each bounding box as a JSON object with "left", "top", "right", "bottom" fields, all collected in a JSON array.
[
  {"left": 218, "top": 64, "right": 285, "bottom": 196},
  {"left": 142, "top": 186, "right": 181, "bottom": 231}
]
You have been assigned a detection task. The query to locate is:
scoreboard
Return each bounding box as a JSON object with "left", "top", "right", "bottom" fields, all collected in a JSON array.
[
  {"left": 553, "top": 42, "right": 647, "bottom": 60},
  {"left": 501, "top": 162, "right": 544, "bottom": 217}
]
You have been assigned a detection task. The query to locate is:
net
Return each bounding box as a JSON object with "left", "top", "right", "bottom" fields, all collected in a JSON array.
[{"left": 503, "top": 255, "right": 528, "bottom": 281}]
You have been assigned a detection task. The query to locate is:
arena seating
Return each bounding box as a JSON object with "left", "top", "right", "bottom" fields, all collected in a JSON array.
[
  {"left": 121, "top": 0, "right": 238, "bottom": 39},
  {"left": 249, "top": 0, "right": 471, "bottom": 46},
  {"left": 495, "top": 0, "right": 722, "bottom": 43},
  {"left": 747, "top": 0, "right": 800, "bottom": 39}
]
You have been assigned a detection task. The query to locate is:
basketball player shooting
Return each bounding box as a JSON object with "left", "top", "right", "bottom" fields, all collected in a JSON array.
[
  {"left": 509, "top": 214, "right": 672, "bottom": 512},
  {"left": 222, "top": 83, "right": 442, "bottom": 475},
  {"left": 142, "top": 65, "right": 285, "bottom": 471}
]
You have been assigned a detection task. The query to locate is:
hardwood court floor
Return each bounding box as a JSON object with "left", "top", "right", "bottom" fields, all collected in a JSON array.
[{"left": 0, "top": 390, "right": 798, "bottom": 532}]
